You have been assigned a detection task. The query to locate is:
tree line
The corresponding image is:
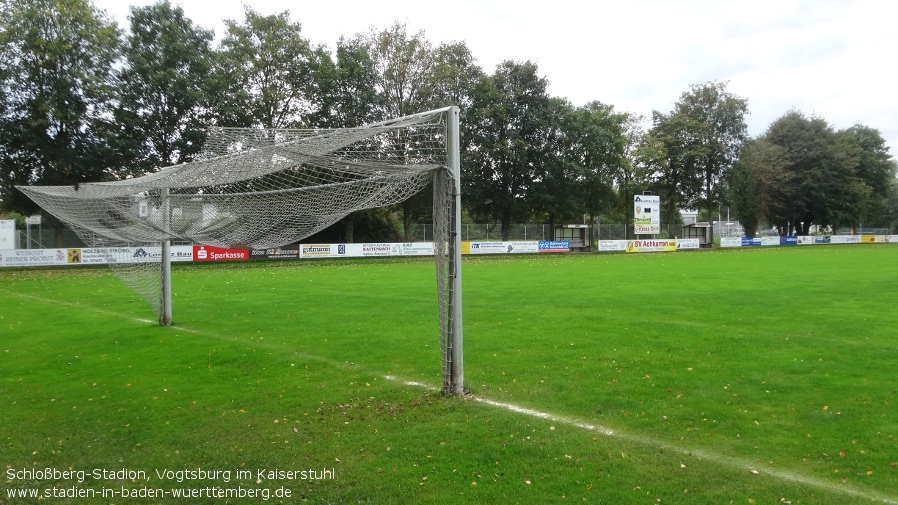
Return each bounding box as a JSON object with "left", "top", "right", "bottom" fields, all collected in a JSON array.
[{"left": 2, "top": 0, "right": 896, "bottom": 243}]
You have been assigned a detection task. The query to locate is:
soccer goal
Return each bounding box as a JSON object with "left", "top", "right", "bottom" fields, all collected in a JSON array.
[{"left": 18, "top": 106, "right": 464, "bottom": 394}]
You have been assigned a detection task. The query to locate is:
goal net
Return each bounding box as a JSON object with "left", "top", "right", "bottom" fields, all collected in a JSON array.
[{"left": 18, "top": 106, "right": 464, "bottom": 394}]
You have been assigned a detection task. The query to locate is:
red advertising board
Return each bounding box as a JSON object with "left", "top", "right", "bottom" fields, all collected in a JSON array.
[{"left": 193, "top": 245, "right": 249, "bottom": 262}]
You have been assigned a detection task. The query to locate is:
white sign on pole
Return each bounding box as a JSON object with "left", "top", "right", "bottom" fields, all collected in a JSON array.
[
  {"left": 634, "top": 195, "right": 660, "bottom": 234},
  {"left": 0, "top": 220, "right": 15, "bottom": 248}
]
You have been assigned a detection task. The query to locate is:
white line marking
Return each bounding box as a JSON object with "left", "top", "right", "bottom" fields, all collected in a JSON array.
[{"left": 386, "top": 375, "right": 898, "bottom": 504}]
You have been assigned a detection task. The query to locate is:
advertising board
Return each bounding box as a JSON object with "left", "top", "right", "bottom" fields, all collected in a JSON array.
[
  {"left": 634, "top": 195, "right": 660, "bottom": 234},
  {"left": 599, "top": 240, "right": 627, "bottom": 252},
  {"left": 676, "top": 238, "right": 701, "bottom": 250},
  {"left": 720, "top": 237, "right": 742, "bottom": 248},
  {"left": 250, "top": 244, "right": 300, "bottom": 260},
  {"left": 626, "top": 239, "right": 676, "bottom": 253},
  {"left": 538, "top": 241, "right": 570, "bottom": 253},
  {"left": 193, "top": 245, "right": 249, "bottom": 262}
]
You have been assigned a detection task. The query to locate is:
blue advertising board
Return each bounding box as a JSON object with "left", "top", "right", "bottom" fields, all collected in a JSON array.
[
  {"left": 741, "top": 237, "right": 762, "bottom": 247},
  {"left": 538, "top": 240, "right": 570, "bottom": 253}
]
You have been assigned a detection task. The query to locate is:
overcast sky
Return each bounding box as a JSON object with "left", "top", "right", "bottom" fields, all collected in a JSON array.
[{"left": 94, "top": 0, "right": 898, "bottom": 159}]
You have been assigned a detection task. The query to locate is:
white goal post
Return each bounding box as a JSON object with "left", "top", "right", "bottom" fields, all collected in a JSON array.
[{"left": 18, "top": 106, "right": 464, "bottom": 395}]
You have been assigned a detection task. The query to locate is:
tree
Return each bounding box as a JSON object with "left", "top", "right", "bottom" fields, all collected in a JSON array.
[
  {"left": 0, "top": 0, "right": 120, "bottom": 213},
  {"left": 610, "top": 114, "right": 649, "bottom": 237},
  {"left": 564, "top": 101, "right": 630, "bottom": 228},
  {"left": 637, "top": 111, "right": 703, "bottom": 229},
  {"left": 642, "top": 82, "right": 748, "bottom": 236},
  {"left": 113, "top": 0, "right": 215, "bottom": 174},
  {"left": 464, "top": 60, "right": 553, "bottom": 240},
  {"left": 729, "top": 138, "right": 791, "bottom": 236},
  {"left": 838, "top": 125, "right": 897, "bottom": 227},
  {"left": 363, "top": 21, "right": 437, "bottom": 120},
  {"left": 430, "top": 41, "right": 482, "bottom": 111},
  {"left": 215, "top": 7, "right": 317, "bottom": 128},
  {"left": 734, "top": 111, "right": 896, "bottom": 235},
  {"left": 317, "top": 36, "right": 382, "bottom": 128},
  {"left": 675, "top": 82, "right": 748, "bottom": 234},
  {"left": 359, "top": 22, "right": 481, "bottom": 239},
  {"left": 527, "top": 97, "right": 580, "bottom": 229}
]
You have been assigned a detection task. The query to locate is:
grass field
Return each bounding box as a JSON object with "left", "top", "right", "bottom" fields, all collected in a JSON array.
[{"left": 2, "top": 245, "right": 897, "bottom": 504}]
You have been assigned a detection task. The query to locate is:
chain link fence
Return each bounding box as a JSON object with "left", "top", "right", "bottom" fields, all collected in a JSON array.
[{"left": 410, "top": 223, "right": 722, "bottom": 242}]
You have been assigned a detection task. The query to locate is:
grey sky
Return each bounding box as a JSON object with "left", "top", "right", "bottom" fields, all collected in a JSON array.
[{"left": 95, "top": 0, "right": 898, "bottom": 158}]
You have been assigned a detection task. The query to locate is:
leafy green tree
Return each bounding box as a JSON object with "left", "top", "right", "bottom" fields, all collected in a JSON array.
[
  {"left": 359, "top": 22, "right": 481, "bottom": 239},
  {"left": 113, "top": 1, "right": 215, "bottom": 174},
  {"left": 735, "top": 111, "right": 895, "bottom": 234},
  {"left": 527, "top": 97, "right": 579, "bottom": 229},
  {"left": 644, "top": 82, "right": 748, "bottom": 237},
  {"left": 610, "top": 114, "right": 649, "bottom": 236},
  {"left": 363, "top": 21, "right": 437, "bottom": 119},
  {"left": 837, "top": 125, "right": 897, "bottom": 227},
  {"left": 676, "top": 82, "right": 748, "bottom": 233},
  {"left": 464, "top": 60, "right": 553, "bottom": 240},
  {"left": 637, "top": 111, "right": 703, "bottom": 228},
  {"left": 729, "top": 138, "right": 791, "bottom": 236},
  {"left": 215, "top": 7, "right": 317, "bottom": 128},
  {"left": 564, "top": 101, "right": 630, "bottom": 227},
  {"left": 430, "top": 41, "right": 482, "bottom": 111},
  {"left": 762, "top": 111, "right": 845, "bottom": 234},
  {"left": 0, "top": 0, "right": 120, "bottom": 213},
  {"left": 317, "top": 36, "right": 383, "bottom": 128}
]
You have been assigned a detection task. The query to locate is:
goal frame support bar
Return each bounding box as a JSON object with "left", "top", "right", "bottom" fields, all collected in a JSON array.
[
  {"left": 160, "top": 187, "right": 173, "bottom": 326},
  {"left": 446, "top": 106, "right": 464, "bottom": 395}
]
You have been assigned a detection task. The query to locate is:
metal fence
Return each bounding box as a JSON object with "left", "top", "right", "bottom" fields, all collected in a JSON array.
[
  {"left": 410, "top": 223, "right": 729, "bottom": 242},
  {"left": 14, "top": 228, "right": 87, "bottom": 249}
]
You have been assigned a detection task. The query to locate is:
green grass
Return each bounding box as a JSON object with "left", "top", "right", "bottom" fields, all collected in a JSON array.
[{"left": 1, "top": 246, "right": 897, "bottom": 504}]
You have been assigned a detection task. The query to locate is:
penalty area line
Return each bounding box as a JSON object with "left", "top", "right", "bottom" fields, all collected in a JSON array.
[{"left": 385, "top": 375, "right": 898, "bottom": 505}]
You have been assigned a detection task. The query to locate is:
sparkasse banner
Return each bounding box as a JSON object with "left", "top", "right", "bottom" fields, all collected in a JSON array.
[{"left": 193, "top": 245, "right": 249, "bottom": 262}]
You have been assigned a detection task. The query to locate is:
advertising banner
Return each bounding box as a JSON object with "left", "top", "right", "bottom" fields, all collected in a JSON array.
[
  {"left": 360, "top": 243, "right": 394, "bottom": 257},
  {"left": 761, "top": 237, "right": 781, "bottom": 246},
  {"left": 250, "top": 244, "right": 300, "bottom": 260},
  {"left": 390, "top": 242, "right": 436, "bottom": 256},
  {"left": 780, "top": 236, "right": 798, "bottom": 245},
  {"left": 193, "top": 245, "right": 249, "bottom": 262},
  {"left": 468, "top": 242, "right": 510, "bottom": 255},
  {"left": 0, "top": 248, "right": 67, "bottom": 267},
  {"left": 462, "top": 241, "right": 539, "bottom": 255},
  {"left": 831, "top": 235, "right": 861, "bottom": 244},
  {"left": 599, "top": 240, "right": 627, "bottom": 252},
  {"left": 815, "top": 236, "right": 831, "bottom": 244},
  {"left": 798, "top": 236, "right": 816, "bottom": 245},
  {"left": 860, "top": 235, "right": 886, "bottom": 243},
  {"left": 720, "top": 237, "right": 742, "bottom": 248},
  {"left": 626, "top": 239, "right": 676, "bottom": 253},
  {"left": 741, "top": 237, "right": 762, "bottom": 247},
  {"left": 300, "top": 244, "right": 344, "bottom": 258},
  {"left": 538, "top": 240, "right": 570, "bottom": 253},
  {"left": 633, "top": 195, "right": 661, "bottom": 234},
  {"left": 676, "top": 238, "right": 701, "bottom": 250}
]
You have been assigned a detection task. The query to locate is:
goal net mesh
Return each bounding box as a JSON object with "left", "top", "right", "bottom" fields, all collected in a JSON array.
[{"left": 18, "top": 108, "right": 458, "bottom": 382}]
